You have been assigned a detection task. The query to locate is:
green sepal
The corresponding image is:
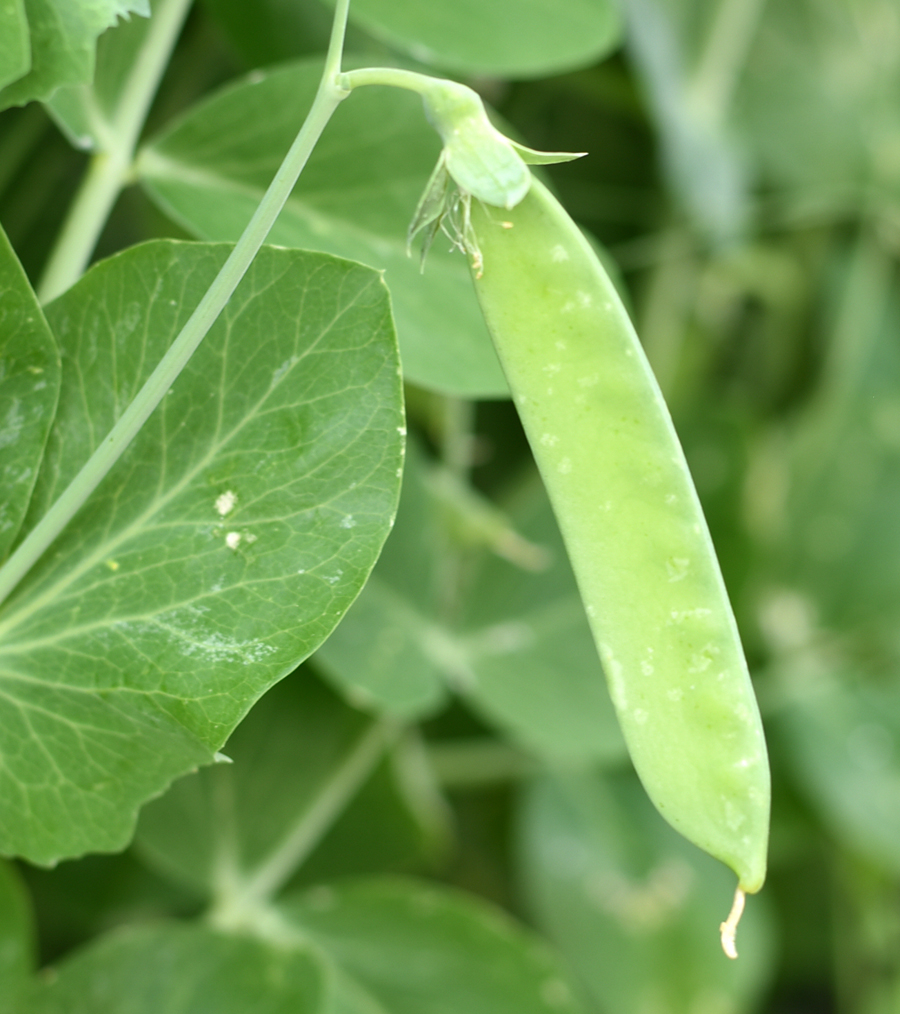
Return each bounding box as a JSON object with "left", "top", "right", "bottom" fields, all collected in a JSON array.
[{"left": 509, "top": 141, "right": 587, "bottom": 165}]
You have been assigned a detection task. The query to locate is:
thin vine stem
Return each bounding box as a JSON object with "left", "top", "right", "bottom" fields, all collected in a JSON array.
[
  {"left": 37, "top": 0, "right": 194, "bottom": 304},
  {"left": 0, "top": 0, "right": 354, "bottom": 610},
  {"left": 209, "top": 719, "right": 396, "bottom": 927}
]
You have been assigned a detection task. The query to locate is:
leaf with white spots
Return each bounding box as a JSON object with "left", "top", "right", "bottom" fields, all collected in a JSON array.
[
  {"left": 0, "top": 239, "right": 404, "bottom": 865},
  {"left": 0, "top": 221, "right": 60, "bottom": 562}
]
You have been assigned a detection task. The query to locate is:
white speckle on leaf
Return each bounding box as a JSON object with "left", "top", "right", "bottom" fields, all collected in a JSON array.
[
  {"left": 577, "top": 291, "right": 593, "bottom": 308},
  {"left": 667, "top": 687, "right": 683, "bottom": 701},
  {"left": 540, "top": 433, "right": 559, "bottom": 447},
  {"left": 633, "top": 708, "right": 648, "bottom": 725},
  {"left": 666, "top": 557, "right": 690, "bottom": 582},
  {"left": 272, "top": 357, "right": 296, "bottom": 384},
  {"left": 641, "top": 659, "right": 655, "bottom": 676},
  {"left": 324, "top": 570, "right": 344, "bottom": 584},
  {"left": 215, "top": 490, "right": 237, "bottom": 517},
  {"left": 555, "top": 340, "right": 567, "bottom": 350},
  {"left": 550, "top": 244, "right": 570, "bottom": 262},
  {"left": 558, "top": 457, "right": 572, "bottom": 474},
  {"left": 578, "top": 374, "right": 599, "bottom": 387},
  {"left": 669, "top": 607, "right": 712, "bottom": 624},
  {"left": 148, "top": 610, "right": 277, "bottom": 665},
  {"left": 601, "top": 646, "right": 626, "bottom": 708},
  {"left": 543, "top": 362, "right": 561, "bottom": 376},
  {"left": 225, "top": 531, "right": 242, "bottom": 550},
  {"left": 339, "top": 515, "right": 356, "bottom": 529}
]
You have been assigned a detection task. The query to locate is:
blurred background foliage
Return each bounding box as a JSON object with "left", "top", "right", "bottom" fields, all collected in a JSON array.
[{"left": 3, "top": 0, "right": 900, "bottom": 1011}]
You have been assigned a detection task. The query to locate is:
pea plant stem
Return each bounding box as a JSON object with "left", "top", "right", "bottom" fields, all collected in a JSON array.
[
  {"left": 0, "top": 0, "right": 354, "bottom": 611},
  {"left": 340, "top": 66, "right": 438, "bottom": 95},
  {"left": 209, "top": 720, "right": 396, "bottom": 927},
  {"left": 37, "top": 0, "right": 194, "bottom": 304},
  {"left": 687, "top": 0, "right": 768, "bottom": 128}
]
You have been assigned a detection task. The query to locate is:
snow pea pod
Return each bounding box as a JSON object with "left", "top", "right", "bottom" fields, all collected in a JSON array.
[{"left": 468, "top": 177, "right": 770, "bottom": 954}]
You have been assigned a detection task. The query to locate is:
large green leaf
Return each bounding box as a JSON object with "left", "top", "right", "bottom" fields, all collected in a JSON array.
[
  {"left": 0, "top": 220, "right": 60, "bottom": 561},
  {"left": 337, "top": 0, "right": 622, "bottom": 79},
  {"left": 137, "top": 60, "right": 509, "bottom": 398},
  {"left": 134, "top": 671, "right": 445, "bottom": 898},
  {"left": 282, "top": 877, "right": 584, "bottom": 1014},
  {"left": 316, "top": 439, "right": 626, "bottom": 765},
  {"left": 27, "top": 922, "right": 324, "bottom": 1013},
  {"left": 0, "top": 0, "right": 30, "bottom": 92},
  {"left": 0, "top": 0, "right": 150, "bottom": 111},
  {"left": 0, "top": 240, "right": 404, "bottom": 864},
  {"left": 517, "top": 770, "right": 775, "bottom": 1013},
  {"left": 0, "top": 860, "right": 34, "bottom": 1014}
]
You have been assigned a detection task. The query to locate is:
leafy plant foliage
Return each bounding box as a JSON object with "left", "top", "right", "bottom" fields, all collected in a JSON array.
[{"left": 1, "top": 0, "right": 899, "bottom": 1010}]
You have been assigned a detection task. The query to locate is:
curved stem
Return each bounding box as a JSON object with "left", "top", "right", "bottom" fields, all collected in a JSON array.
[
  {"left": 340, "top": 66, "right": 443, "bottom": 96},
  {"left": 0, "top": 2, "right": 353, "bottom": 610},
  {"left": 37, "top": 0, "right": 194, "bottom": 303}
]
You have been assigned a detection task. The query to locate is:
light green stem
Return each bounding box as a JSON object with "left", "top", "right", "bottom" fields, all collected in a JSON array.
[
  {"left": 37, "top": 0, "right": 194, "bottom": 304},
  {"left": 340, "top": 66, "right": 439, "bottom": 95},
  {"left": 0, "top": 0, "right": 353, "bottom": 610},
  {"left": 687, "top": 0, "right": 768, "bottom": 127},
  {"left": 210, "top": 720, "right": 395, "bottom": 925}
]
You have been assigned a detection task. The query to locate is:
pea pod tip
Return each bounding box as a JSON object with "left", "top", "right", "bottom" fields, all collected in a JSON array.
[{"left": 719, "top": 886, "right": 746, "bottom": 959}]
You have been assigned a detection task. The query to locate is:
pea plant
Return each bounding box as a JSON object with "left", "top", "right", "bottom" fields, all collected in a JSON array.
[{"left": 3, "top": 0, "right": 900, "bottom": 1011}]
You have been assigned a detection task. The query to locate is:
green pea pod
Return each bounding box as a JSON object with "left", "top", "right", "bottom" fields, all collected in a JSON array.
[{"left": 468, "top": 178, "right": 770, "bottom": 955}]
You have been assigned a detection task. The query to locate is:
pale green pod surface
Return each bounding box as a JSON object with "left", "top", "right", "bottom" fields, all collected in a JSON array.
[{"left": 469, "top": 178, "right": 770, "bottom": 896}]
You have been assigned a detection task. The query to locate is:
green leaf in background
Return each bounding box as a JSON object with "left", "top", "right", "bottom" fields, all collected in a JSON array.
[
  {"left": 0, "top": 221, "right": 60, "bottom": 561},
  {"left": 282, "top": 877, "right": 584, "bottom": 1014},
  {"left": 774, "top": 675, "right": 900, "bottom": 878},
  {"left": 736, "top": 0, "right": 900, "bottom": 216},
  {"left": 458, "top": 471, "right": 626, "bottom": 765},
  {"left": 336, "top": 0, "right": 622, "bottom": 79},
  {"left": 617, "top": 0, "right": 751, "bottom": 239},
  {"left": 134, "top": 671, "right": 445, "bottom": 900},
  {"left": 751, "top": 238, "right": 900, "bottom": 637},
  {"left": 314, "top": 437, "right": 450, "bottom": 719},
  {"left": 137, "top": 60, "right": 509, "bottom": 398},
  {"left": 0, "top": 0, "right": 30, "bottom": 92},
  {"left": 0, "top": 0, "right": 150, "bottom": 111},
  {"left": 45, "top": 0, "right": 155, "bottom": 150},
  {"left": 0, "top": 860, "right": 35, "bottom": 1014},
  {"left": 316, "top": 438, "right": 626, "bottom": 765},
  {"left": 0, "top": 240, "right": 404, "bottom": 864},
  {"left": 27, "top": 922, "right": 324, "bottom": 1014},
  {"left": 200, "top": 0, "right": 370, "bottom": 68},
  {"left": 517, "top": 769, "right": 776, "bottom": 1014}
]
